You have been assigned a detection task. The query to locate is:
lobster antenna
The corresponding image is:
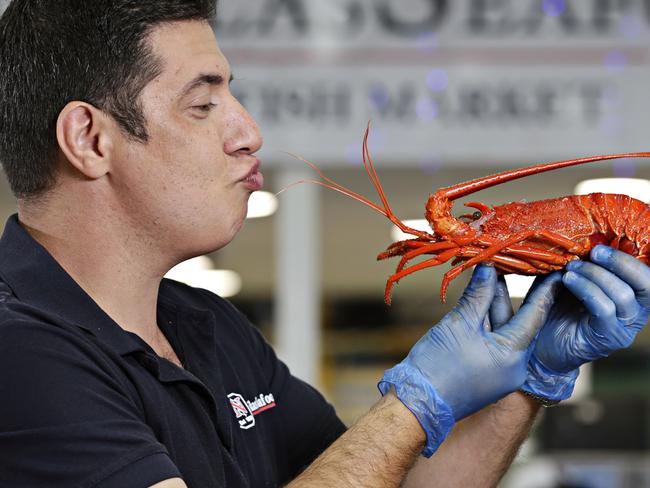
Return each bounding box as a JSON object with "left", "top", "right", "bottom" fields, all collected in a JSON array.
[
  {"left": 442, "top": 152, "right": 650, "bottom": 201},
  {"left": 281, "top": 148, "right": 433, "bottom": 239},
  {"left": 362, "top": 124, "right": 394, "bottom": 217},
  {"left": 360, "top": 124, "right": 434, "bottom": 239},
  {"left": 276, "top": 179, "right": 388, "bottom": 217},
  {"left": 279, "top": 152, "right": 388, "bottom": 217}
]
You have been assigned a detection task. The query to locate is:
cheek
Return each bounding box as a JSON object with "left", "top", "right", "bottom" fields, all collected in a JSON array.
[
  {"left": 120, "top": 116, "right": 233, "bottom": 213},
  {"left": 147, "top": 131, "right": 217, "bottom": 186},
  {"left": 157, "top": 115, "right": 225, "bottom": 165}
]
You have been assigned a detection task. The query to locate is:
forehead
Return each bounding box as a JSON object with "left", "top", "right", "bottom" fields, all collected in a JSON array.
[{"left": 146, "top": 20, "right": 230, "bottom": 92}]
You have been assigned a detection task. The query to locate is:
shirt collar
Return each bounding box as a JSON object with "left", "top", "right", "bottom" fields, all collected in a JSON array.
[{"left": 0, "top": 214, "right": 149, "bottom": 356}]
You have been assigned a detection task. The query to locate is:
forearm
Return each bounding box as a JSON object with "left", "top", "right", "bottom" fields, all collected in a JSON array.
[
  {"left": 286, "top": 391, "right": 425, "bottom": 488},
  {"left": 402, "top": 392, "right": 540, "bottom": 488}
]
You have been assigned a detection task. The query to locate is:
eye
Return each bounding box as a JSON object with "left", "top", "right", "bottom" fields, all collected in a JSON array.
[
  {"left": 473, "top": 211, "right": 482, "bottom": 220},
  {"left": 192, "top": 102, "right": 217, "bottom": 113}
]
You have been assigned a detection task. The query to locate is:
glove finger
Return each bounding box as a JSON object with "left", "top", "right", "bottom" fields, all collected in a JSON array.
[
  {"left": 590, "top": 245, "right": 650, "bottom": 310},
  {"left": 566, "top": 260, "right": 640, "bottom": 322},
  {"left": 493, "top": 272, "right": 562, "bottom": 350},
  {"left": 454, "top": 263, "right": 497, "bottom": 330},
  {"left": 489, "top": 275, "right": 513, "bottom": 331},
  {"left": 562, "top": 270, "right": 617, "bottom": 336}
]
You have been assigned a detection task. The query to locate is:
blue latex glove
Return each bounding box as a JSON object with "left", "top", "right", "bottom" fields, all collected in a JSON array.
[
  {"left": 378, "top": 264, "right": 561, "bottom": 457},
  {"left": 492, "top": 246, "right": 650, "bottom": 403}
]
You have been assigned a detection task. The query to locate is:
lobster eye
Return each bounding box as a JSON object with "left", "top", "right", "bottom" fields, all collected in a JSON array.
[{"left": 473, "top": 211, "right": 482, "bottom": 220}]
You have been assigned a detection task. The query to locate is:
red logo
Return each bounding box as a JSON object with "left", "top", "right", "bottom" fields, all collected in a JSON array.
[{"left": 228, "top": 392, "right": 277, "bottom": 430}]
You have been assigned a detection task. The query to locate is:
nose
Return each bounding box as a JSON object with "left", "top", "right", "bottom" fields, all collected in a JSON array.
[{"left": 224, "top": 96, "right": 263, "bottom": 156}]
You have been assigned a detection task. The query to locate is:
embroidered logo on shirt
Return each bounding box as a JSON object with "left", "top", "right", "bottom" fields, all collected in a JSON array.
[{"left": 228, "top": 392, "right": 277, "bottom": 430}]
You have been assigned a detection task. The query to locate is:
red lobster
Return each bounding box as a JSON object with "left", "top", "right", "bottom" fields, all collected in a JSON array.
[{"left": 298, "top": 127, "right": 650, "bottom": 304}]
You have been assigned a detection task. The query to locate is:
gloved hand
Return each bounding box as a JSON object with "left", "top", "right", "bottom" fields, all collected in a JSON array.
[
  {"left": 378, "top": 264, "right": 561, "bottom": 457},
  {"left": 492, "top": 245, "right": 650, "bottom": 403}
]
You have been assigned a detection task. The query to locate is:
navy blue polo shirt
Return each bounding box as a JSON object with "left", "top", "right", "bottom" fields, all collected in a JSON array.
[{"left": 0, "top": 215, "right": 346, "bottom": 487}]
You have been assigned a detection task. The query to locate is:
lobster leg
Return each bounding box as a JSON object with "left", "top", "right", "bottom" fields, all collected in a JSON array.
[
  {"left": 396, "top": 242, "right": 457, "bottom": 272},
  {"left": 499, "top": 246, "right": 572, "bottom": 266},
  {"left": 385, "top": 246, "right": 543, "bottom": 304},
  {"left": 397, "top": 238, "right": 572, "bottom": 273},
  {"left": 390, "top": 242, "right": 458, "bottom": 272},
  {"left": 385, "top": 248, "right": 462, "bottom": 304},
  {"left": 378, "top": 239, "right": 441, "bottom": 260},
  {"left": 386, "top": 235, "right": 573, "bottom": 277},
  {"left": 439, "top": 229, "right": 591, "bottom": 299},
  {"left": 457, "top": 247, "right": 567, "bottom": 276},
  {"left": 455, "top": 248, "right": 551, "bottom": 275},
  {"left": 475, "top": 236, "right": 575, "bottom": 266}
]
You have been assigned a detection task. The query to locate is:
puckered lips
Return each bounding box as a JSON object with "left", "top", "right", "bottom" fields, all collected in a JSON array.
[{"left": 239, "top": 159, "right": 263, "bottom": 191}]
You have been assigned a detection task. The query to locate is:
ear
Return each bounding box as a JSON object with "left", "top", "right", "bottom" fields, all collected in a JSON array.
[{"left": 56, "top": 102, "right": 115, "bottom": 180}]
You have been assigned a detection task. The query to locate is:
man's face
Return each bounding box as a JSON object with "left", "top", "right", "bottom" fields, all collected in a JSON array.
[{"left": 111, "top": 20, "right": 263, "bottom": 261}]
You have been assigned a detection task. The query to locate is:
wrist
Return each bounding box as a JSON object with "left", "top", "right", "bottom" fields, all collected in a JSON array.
[
  {"left": 521, "top": 355, "right": 579, "bottom": 403},
  {"left": 378, "top": 363, "right": 455, "bottom": 457},
  {"left": 380, "top": 389, "right": 427, "bottom": 447}
]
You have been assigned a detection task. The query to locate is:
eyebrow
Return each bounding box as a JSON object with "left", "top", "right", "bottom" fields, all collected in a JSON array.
[{"left": 179, "top": 72, "right": 234, "bottom": 97}]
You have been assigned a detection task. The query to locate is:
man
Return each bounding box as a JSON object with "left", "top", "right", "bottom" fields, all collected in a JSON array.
[{"left": 0, "top": 1, "right": 648, "bottom": 487}]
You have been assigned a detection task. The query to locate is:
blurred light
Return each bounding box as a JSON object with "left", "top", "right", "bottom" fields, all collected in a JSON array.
[
  {"left": 598, "top": 115, "right": 623, "bottom": 136},
  {"left": 504, "top": 274, "right": 536, "bottom": 298},
  {"left": 542, "top": 0, "right": 565, "bottom": 16},
  {"left": 165, "top": 257, "right": 242, "bottom": 298},
  {"left": 603, "top": 50, "right": 627, "bottom": 72},
  {"left": 416, "top": 31, "right": 438, "bottom": 52},
  {"left": 183, "top": 270, "right": 242, "bottom": 298},
  {"left": 246, "top": 191, "right": 278, "bottom": 219},
  {"left": 620, "top": 15, "right": 643, "bottom": 39},
  {"left": 566, "top": 364, "right": 592, "bottom": 403},
  {"left": 168, "top": 256, "right": 212, "bottom": 272},
  {"left": 574, "top": 178, "right": 650, "bottom": 203},
  {"left": 369, "top": 85, "right": 390, "bottom": 110},
  {"left": 416, "top": 98, "right": 439, "bottom": 122},
  {"left": 426, "top": 69, "right": 448, "bottom": 92},
  {"left": 391, "top": 219, "right": 431, "bottom": 241}
]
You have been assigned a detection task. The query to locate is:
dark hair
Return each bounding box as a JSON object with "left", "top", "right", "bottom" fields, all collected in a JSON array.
[{"left": 0, "top": 0, "right": 216, "bottom": 198}]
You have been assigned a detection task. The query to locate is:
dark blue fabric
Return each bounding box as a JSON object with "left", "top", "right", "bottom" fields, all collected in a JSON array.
[{"left": 0, "top": 215, "right": 345, "bottom": 487}]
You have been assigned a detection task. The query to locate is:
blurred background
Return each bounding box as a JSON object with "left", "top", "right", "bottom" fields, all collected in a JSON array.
[{"left": 3, "top": 0, "right": 650, "bottom": 486}]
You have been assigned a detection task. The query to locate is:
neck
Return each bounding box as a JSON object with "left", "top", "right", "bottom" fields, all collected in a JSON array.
[{"left": 18, "top": 193, "right": 174, "bottom": 341}]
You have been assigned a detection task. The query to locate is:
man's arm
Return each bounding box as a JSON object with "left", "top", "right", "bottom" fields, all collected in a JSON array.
[
  {"left": 287, "top": 391, "right": 424, "bottom": 487},
  {"left": 289, "top": 391, "right": 539, "bottom": 488},
  {"left": 149, "top": 394, "right": 422, "bottom": 488},
  {"left": 287, "top": 265, "right": 560, "bottom": 487},
  {"left": 402, "top": 392, "right": 539, "bottom": 488},
  {"left": 154, "top": 394, "right": 536, "bottom": 488}
]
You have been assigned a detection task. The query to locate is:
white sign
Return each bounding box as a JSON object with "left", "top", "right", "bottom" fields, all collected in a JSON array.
[
  {"left": 3, "top": 1, "right": 649, "bottom": 166},
  {"left": 214, "top": 0, "right": 650, "bottom": 166}
]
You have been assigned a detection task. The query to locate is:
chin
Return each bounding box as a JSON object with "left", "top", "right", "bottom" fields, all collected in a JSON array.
[
  {"left": 208, "top": 219, "right": 247, "bottom": 253},
  {"left": 180, "top": 205, "right": 247, "bottom": 253}
]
